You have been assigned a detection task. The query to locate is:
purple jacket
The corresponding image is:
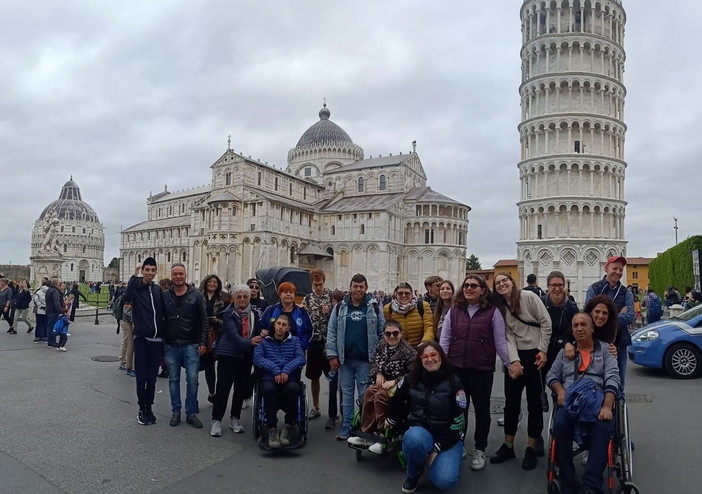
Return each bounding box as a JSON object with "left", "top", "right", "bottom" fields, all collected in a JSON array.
[{"left": 440, "top": 304, "right": 510, "bottom": 371}]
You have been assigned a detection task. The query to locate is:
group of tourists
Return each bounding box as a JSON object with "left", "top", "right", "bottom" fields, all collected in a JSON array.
[{"left": 111, "top": 254, "right": 635, "bottom": 494}]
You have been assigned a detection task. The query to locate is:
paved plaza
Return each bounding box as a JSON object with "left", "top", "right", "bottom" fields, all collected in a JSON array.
[{"left": 1, "top": 313, "right": 699, "bottom": 493}]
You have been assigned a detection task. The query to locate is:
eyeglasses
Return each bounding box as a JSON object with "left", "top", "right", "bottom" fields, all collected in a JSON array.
[
  {"left": 420, "top": 352, "right": 440, "bottom": 360},
  {"left": 494, "top": 279, "right": 511, "bottom": 286},
  {"left": 548, "top": 283, "right": 565, "bottom": 288},
  {"left": 463, "top": 283, "right": 481, "bottom": 290},
  {"left": 396, "top": 291, "right": 412, "bottom": 297},
  {"left": 384, "top": 330, "right": 400, "bottom": 337}
]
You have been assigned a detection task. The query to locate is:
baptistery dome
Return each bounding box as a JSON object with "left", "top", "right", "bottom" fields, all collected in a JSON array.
[{"left": 39, "top": 179, "right": 101, "bottom": 223}]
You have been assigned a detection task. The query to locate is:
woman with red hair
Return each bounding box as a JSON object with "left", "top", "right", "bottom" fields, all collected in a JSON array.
[{"left": 260, "top": 282, "right": 312, "bottom": 351}]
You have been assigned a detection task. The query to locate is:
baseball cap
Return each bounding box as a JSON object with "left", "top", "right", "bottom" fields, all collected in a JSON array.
[{"left": 605, "top": 256, "right": 627, "bottom": 266}]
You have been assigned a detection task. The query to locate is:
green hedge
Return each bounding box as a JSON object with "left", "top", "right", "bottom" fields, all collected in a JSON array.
[{"left": 648, "top": 235, "right": 702, "bottom": 296}]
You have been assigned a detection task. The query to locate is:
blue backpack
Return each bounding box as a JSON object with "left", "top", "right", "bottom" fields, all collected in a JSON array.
[{"left": 648, "top": 295, "right": 663, "bottom": 322}]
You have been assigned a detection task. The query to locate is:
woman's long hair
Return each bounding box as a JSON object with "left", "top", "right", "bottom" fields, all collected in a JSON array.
[
  {"left": 199, "top": 274, "right": 222, "bottom": 295},
  {"left": 583, "top": 295, "right": 618, "bottom": 344},
  {"left": 408, "top": 341, "right": 455, "bottom": 385},
  {"left": 492, "top": 272, "right": 521, "bottom": 318},
  {"left": 433, "top": 280, "right": 455, "bottom": 331},
  {"left": 454, "top": 275, "right": 492, "bottom": 309}
]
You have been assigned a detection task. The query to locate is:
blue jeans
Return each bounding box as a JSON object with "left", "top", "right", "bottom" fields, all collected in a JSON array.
[
  {"left": 46, "top": 313, "right": 59, "bottom": 347},
  {"left": 403, "top": 426, "right": 463, "bottom": 490},
  {"left": 338, "top": 359, "right": 369, "bottom": 430},
  {"left": 554, "top": 407, "right": 614, "bottom": 494},
  {"left": 165, "top": 343, "right": 200, "bottom": 415}
]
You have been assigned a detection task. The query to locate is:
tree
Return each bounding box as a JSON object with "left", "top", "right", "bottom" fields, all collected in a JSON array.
[{"left": 465, "top": 254, "right": 482, "bottom": 270}]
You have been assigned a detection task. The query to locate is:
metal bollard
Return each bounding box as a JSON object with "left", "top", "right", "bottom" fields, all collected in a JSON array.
[{"left": 95, "top": 306, "right": 100, "bottom": 325}]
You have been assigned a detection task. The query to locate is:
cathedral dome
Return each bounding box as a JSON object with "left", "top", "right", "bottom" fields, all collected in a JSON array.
[
  {"left": 295, "top": 104, "right": 355, "bottom": 148},
  {"left": 38, "top": 178, "right": 100, "bottom": 223}
]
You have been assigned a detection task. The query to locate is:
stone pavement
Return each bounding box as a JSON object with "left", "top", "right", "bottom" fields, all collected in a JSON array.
[{"left": 1, "top": 316, "right": 698, "bottom": 493}]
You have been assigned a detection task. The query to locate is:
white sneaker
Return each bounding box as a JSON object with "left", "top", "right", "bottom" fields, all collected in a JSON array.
[
  {"left": 66, "top": 333, "right": 71, "bottom": 337},
  {"left": 347, "top": 436, "right": 373, "bottom": 447},
  {"left": 229, "top": 417, "right": 244, "bottom": 433},
  {"left": 59, "top": 347, "right": 67, "bottom": 352},
  {"left": 368, "top": 442, "right": 385, "bottom": 454},
  {"left": 581, "top": 451, "right": 589, "bottom": 465},
  {"left": 210, "top": 420, "right": 222, "bottom": 437},
  {"left": 241, "top": 398, "right": 252, "bottom": 409},
  {"left": 471, "top": 449, "right": 486, "bottom": 471}
]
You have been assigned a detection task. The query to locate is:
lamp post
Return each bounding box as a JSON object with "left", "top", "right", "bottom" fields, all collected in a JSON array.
[{"left": 674, "top": 217, "right": 679, "bottom": 245}]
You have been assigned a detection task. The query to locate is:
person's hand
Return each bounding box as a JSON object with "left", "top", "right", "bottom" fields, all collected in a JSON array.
[
  {"left": 382, "top": 379, "right": 395, "bottom": 390},
  {"left": 375, "top": 374, "right": 386, "bottom": 387},
  {"left": 274, "top": 374, "right": 282, "bottom": 384},
  {"left": 598, "top": 405, "right": 613, "bottom": 421},
  {"left": 279, "top": 373, "right": 289, "bottom": 384},
  {"left": 330, "top": 357, "right": 340, "bottom": 372},
  {"left": 427, "top": 451, "right": 438, "bottom": 466},
  {"left": 260, "top": 330, "right": 269, "bottom": 338},
  {"left": 322, "top": 304, "right": 330, "bottom": 315},
  {"left": 133, "top": 264, "right": 142, "bottom": 276},
  {"left": 557, "top": 389, "right": 566, "bottom": 407},
  {"left": 607, "top": 343, "right": 618, "bottom": 357},
  {"left": 251, "top": 335, "right": 262, "bottom": 346},
  {"left": 564, "top": 342, "right": 576, "bottom": 360},
  {"left": 508, "top": 361, "right": 523, "bottom": 379},
  {"left": 535, "top": 351, "right": 547, "bottom": 369},
  {"left": 197, "top": 345, "right": 207, "bottom": 356}
]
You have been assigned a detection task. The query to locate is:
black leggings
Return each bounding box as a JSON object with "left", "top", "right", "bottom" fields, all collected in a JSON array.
[
  {"left": 456, "top": 367, "right": 494, "bottom": 451},
  {"left": 212, "top": 356, "right": 251, "bottom": 422},
  {"left": 200, "top": 353, "right": 216, "bottom": 395},
  {"left": 503, "top": 348, "right": 543, "bottom": 439}
]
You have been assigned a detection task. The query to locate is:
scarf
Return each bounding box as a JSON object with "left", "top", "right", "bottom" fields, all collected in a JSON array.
[
  {"left": 391, "top": 297, "right": 418, "bottom": 315},
  {"left": 237, "top": 305, "right": 252, "bottom": 339}
]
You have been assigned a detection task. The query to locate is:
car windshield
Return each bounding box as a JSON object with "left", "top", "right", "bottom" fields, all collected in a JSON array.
[{"left": 675, "top": 303, "right": 702, "bottom": 322}]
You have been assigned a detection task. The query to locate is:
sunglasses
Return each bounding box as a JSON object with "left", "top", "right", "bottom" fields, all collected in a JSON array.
[
  {"left": 248, "top": 285, "right": 259, "bottom": 289},
  {"left": 420, "top": 352, "right": 440, "bottom": 360},
  {"left": 396, "top": 291, "right": 412, "bottom": 297},
  {"left": 463, "top": 283, "right": 481, "bottom": 289},
  {"left": 384, "top": 330, "right": 401, "bottom": 337}
]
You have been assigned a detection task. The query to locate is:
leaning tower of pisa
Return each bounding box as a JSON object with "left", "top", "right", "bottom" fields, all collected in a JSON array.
[{"left": 516, "top": 0, "right": 628, "bottom": 303}]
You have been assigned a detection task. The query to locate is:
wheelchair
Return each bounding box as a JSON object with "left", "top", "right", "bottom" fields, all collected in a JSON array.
[
  {"left": 347, "top": 388, "right": 407, "bottom": 466},
  {"left": 251, "top": 371, "right": 309, "bottom": 451},
  {"left": 546, "top": 396, "right": 639, "bottom": 494}
]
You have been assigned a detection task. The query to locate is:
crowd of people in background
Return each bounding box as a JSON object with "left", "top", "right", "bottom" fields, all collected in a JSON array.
[{"left": 1, "top": 261, "right": 698, "bottom": 493}]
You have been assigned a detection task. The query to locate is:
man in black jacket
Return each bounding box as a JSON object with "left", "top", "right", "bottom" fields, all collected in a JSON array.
[
  {"left": 45, "top": 277, "right": 64, "bottom": 346},
  {"left": 125, "top": 257, "right": 165, "bottom": 426},
  {"left": 162, "top": 263, "right": 208, "bottom": 428}
]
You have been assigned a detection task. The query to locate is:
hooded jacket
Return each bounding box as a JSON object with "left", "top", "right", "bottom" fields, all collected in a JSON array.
[{"left": 124, "top": 275, "right": 164, "bottom": 339}]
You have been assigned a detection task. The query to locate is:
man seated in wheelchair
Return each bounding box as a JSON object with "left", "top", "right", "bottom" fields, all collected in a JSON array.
[
  {"left": 348, "top": 320, "right": 416, "bottom": 453},
  {"left": 545, "top": 313, "right": 620, "bottom": 494},
  {"left": 253, "top": 314, "right": 306, "bottom": 449}
]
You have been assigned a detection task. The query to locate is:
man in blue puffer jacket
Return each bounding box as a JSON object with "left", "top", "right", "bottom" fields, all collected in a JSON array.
[
  {"left": 546, "top": 313, "right": 620, "bottom": 494},
  {"left": 254, "top": 314, "right": 306, "bottom": 449}
]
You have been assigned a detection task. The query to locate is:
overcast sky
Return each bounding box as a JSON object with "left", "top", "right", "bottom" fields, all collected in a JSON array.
[{"left": 1, "top": 0, "right": 697, "bottom": 269}]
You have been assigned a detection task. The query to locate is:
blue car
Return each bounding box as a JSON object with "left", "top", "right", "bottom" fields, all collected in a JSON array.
[{"left": 629, "top": 303, "right": 702, "bottom": 379}]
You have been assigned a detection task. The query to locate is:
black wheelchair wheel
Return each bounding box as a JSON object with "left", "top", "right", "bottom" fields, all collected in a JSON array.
[
  {"left": 356, "top": 448, "right": 363, "bottom": 462},
  {"left": 547, "top": 481, "right": 561, "bottom": 494},
  {"left": 615, "top": 482, "right": 640, "bottom": 494}
]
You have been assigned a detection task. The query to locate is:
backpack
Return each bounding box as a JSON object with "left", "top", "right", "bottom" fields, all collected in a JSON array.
[
  {"left": 112, "top": 294, "right": 124, "bottom": 321},
  {"left": 648, "top": 295, "right": 663, "bottom": 322}
]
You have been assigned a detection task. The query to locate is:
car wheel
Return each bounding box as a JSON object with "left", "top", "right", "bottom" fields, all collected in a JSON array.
[{"left": 664, "top": 343, "right": 702, "bottom": 379}]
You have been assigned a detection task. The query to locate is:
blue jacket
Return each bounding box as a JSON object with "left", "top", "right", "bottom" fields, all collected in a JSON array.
[
  {"left": 564, "top": 378, "right": 605, "bottom": 445},
  {"left": 326, "top": 293, "right": 385, "bottom": 365},
  {"left": 585, "top": 278, "right": 634, "bottom": 348},
  {"left": 253, "top": 332, "right": 306, "bottom": 381},
  {"left": 260, "top": 303, "right": 312, "bottom": 351},
  {"left": 215, "top": 305, "right": 260, "bottom": 360},
  {"left": 53, "top": 314, "right": 70, "bottom": 335}
]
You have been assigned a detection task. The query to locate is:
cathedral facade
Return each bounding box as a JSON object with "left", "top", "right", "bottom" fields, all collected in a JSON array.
[
  {"left": 30, "top": 179, "right": 105, "bottom": 284},
  {"left": 516, "top": 0, "right": 628, "bottom": 303},
  {"left": 119, "top": 105, "right": 470, "bottom": 290}
]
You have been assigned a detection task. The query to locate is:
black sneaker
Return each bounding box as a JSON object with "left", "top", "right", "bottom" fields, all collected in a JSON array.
[
  {"left": 490, "top": 443, "right": 516, "bottom": 464},
  {"left": 146, "top": 409, "right": 158, "bottom": 425},
  {"left": 186, "top": 414, "right": 203, "bottom": 428},
  {"left": 401, "top": 475, "right": 420, "bottom": 494},
  {"left": 158, "top": 368, "right": 169, "bottom": 378},
  {"left": 169, "top": 413, "right": 181, "bottom": 427},
  {"left": 137, "top": 410, "right": 148, "bottom": 425},
  {"left": 522, "top": 446, "right": 538, "bottom": 470},
  {"left": 534, "top": 435, "right": 545, "bottom": 457}
]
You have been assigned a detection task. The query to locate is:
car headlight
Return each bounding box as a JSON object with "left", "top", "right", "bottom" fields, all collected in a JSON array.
[{"left": 634, "top": 329, "right": 660, "bottom": 342}]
